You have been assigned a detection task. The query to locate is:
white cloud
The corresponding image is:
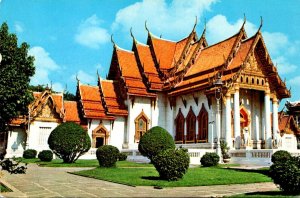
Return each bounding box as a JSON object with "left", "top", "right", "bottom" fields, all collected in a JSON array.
[
  {"left": 52, "top": 83, "right": 64, "bottom": 92},
  {"left": 29, "top": 46, "right": 63, "bottom": 91},
  {"left": 112, "top": 0, "right": 217, "bottom": 40},
  {"left": 273, "top": 56, "right": 297, "bottom": 75},
  {"left": 71, "top": 70, "right": 96, "bottom": 85},
  {"left": 288, "top": 76, "right": 300, "bottom": 86},
  {"left": 75, "top": 15, "right": 110, "bottom": 49},
  {"left": 14, "top": 22, "right": 24, "bottom": 33}
]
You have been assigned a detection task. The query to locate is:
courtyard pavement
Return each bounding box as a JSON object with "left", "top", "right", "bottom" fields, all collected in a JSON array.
[{"left": 0, "top": 164, "right": 278, "bottom": 197}]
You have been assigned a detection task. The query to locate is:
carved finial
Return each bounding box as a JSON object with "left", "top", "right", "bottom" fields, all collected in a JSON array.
[
  {"left": 160, "top": 34, "right": 162, "bottom": 38},
  {"left": 130, "top": 27, "right": 134, "bottom": 39},
  {"left": 145, "top": 20, "right": 149, "bottom": 32},
  {"left": 111, "top": 34, "right": 116, "bottom": 46},
  {"left": 243, "top": 13, "right": 246, "bottom": 27},
  {"left": 202, "top": 17, "right": 207, "bottom": 36},
  {"left": 258, "top": 16, "right": 263, "bottom": 32},
  {"left": 76, "top": 74, "right": 80, "bottom": 83},
  {"left": 192, "top": 16, "right": 198, "bottom": 32},
  {"left": 97, "top": 69, "right": 100, "bottom": 78}
]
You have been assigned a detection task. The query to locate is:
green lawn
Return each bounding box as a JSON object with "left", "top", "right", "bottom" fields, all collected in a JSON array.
[
  {"left": 0, "top": 183, "right": 12, "bottom": 192},
  {"left": 73, "top": 166, "right": 272, "bottom": 187},
  {"left": 19, "top": 158, "right": 153, "bottom": 168}
]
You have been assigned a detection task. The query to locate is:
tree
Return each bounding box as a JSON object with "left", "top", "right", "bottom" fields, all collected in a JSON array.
[
  {"left": 0, "top": 22, "right": 35, "bottom": 131},
  {"left": 48, "top": 122, "right": 91, "bottom": 163},
  {"left": 63, "top": 91, "right": 76, "bottom": 101}
]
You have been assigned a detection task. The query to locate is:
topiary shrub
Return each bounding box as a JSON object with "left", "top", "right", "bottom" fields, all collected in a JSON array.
[
  {"left": 48, "top": 122, "right": 91, "bottom": 163},
  {"left": 118, "top": 152, "right": 127, "bottom": 161},
  {"left": 23, "top": 149, "right": 37, "bottom": 159},
  {"left": 138, "top": 126, "right": 175, "bottom": 162},
  {"left": 38, "top": 150, "right": 53, "bottom": 162},
  {"left": 271, "top": 150, "right": 292, "bottom": 164},
  {"left": 152, "top": 148, "right": 190, "bottom": 181},
  {"left": 200, "top": 152, "right": 220, "bottom": 167},
  {"left": 270, "top": 156, "right": 300, "bottom": 195},
  {"left": 96, "top": 145, "right": 120, "bottom": 167}
]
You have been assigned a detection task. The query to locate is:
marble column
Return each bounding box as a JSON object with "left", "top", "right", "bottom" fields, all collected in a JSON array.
[
  {"left": 272, "top": 97, "right": 279, "bottom": 147},
  {"left": 264, "top": 90, "right": 272, "bottom": 148},
  {"left": 234, "top": 86, "right": 241, "bottom": 149},
  {"left": 225, "top": 93, "right": 232, "bottom": 148}
]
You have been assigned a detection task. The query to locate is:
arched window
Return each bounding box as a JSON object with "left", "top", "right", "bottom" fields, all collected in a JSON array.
[
  {"left": 186, "top": 106, "right": 196, "bottom": 143},
  {"left": 92, "top": 124, "right": 109, "bottom": 148},
  {"left": 134, "top": 110, "right": 150, "bottom": 143},
  {"left": 197, "top": 104, "right": 208, "bottom": 142},
  {"left": 175, "top": 108, "right": 185, "bottom": 143}
]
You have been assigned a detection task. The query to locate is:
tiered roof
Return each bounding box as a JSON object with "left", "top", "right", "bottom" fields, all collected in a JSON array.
[{"left": 77, "top": 19, "right": 290, "bottom": 120}]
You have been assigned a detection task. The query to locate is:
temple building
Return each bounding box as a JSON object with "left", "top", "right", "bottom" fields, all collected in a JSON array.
[{"left": 3, "top": 18, "right": 298, "bottom": 162}]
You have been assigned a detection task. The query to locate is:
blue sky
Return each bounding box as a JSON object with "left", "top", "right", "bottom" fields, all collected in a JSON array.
[{"left": 0, "top": 0, "right": 300, "bottom": 106}]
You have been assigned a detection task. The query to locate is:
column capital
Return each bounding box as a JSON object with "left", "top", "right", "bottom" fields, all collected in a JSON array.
[
  {"left": 225, "top": 92, "right": 231, "bottom": 98},
  {"left": 273, "top": 96, "right": 278, "bottom": 103},
  {"left": 265, "top": 89, "right": 270, "bottom": 95},
  {"left": 234, "top": 84, "right": 239, "bottom": 92}
]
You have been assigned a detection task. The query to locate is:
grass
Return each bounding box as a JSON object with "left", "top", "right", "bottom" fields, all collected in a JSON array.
[
  {"left": 73, "top": 166, "right": 272, "bottom": 188},
  {"left": 0, "top": 183, "right": 12, "bottom": 192},
  {"left": 18, "top": 158, "right": 153, "bottom": 168}
]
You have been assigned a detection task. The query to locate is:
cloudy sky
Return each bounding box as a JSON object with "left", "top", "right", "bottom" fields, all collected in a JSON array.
[{"left": 0, "top": 0, "right": 300, "bottom": 105}]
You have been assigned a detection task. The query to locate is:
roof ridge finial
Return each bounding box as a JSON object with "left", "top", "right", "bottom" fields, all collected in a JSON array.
[
  {"left": 111, "top": 34, "right": 116, "bottom": 47},
  {"left": 202, "top": 17, "right": 207, "bottom": 38},
  {"left": 192, "top": 16, "right": 198, "bottom": 32},
  {"left": 242, "top": 13, "right": 246, "bottom": 27},
  {"left": 258, "top": 16, "right": 263, "bottom": 32},
  {"left": 130, "top": 27, "right": 137, "bottom": 44},
  {"left": 145, "top": 20, "right": 149, "bottom": 33},
  {"left": 76, "top": 74, "right": 80, "bottom": 83}
]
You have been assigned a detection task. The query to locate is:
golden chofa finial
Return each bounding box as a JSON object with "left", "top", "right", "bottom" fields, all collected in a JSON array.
[
  {"left": 145, "top": 20, "right": 149, "bottom": 32},
  {"left": 192, "top": 16, "right": 198, "bottom": 32},
  {"left": 258, "top": 16, "right": 263, "bottom": 32},
  {"left": 111, "top": 34, "right": 116, "bottom": 46}
]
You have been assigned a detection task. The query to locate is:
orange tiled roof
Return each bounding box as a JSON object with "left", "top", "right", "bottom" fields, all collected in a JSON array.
[
  {"left": 64, "top": 101, "right": 80, "bottom": 123},
  {"left": 100, "top": 80, "right": 128, "bottom": 116},
  {"left": 79, "top": 84, "right": 112, "bottom": 119},
  {"left": 185, "top": 33, "right": 239, "bottom": 78},
  {"left": 115, "top": 47, "right": 156, "bottom": 97},
  {"left": 135, "top": 43, "right": 163, "bottom": 90}
]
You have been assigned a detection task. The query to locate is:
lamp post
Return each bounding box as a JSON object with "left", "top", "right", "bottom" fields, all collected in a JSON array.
[{"left": 214, "top": 73, "right": 223, "bottom": 157}]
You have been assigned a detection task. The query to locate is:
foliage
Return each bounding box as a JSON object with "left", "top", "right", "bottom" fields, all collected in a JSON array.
[
  {"left": 270, "top": 155, "right": 300, "bottom": 195},
  {"left": 96, "top": 145, "right": 120, "bottom": 167},
  {"left": 28, "top": 84, "right": 47, "bottom": 92},
  {"left": 200, "top": 152, "right": 220, "bottom": 167},
  {"left": 0, "top": 158, "right": 27, "bottom": 174},
  {"left": 23, "top": 149, "right": 37, "bottom": 159},
  {"left": 38, "top": 150, "right": 53, "bottom": 162},
  {"left": 220, "top": 140, "right": 230, "bottom": 159},
  {"left": 118, "top": 152, "right": 127, "bottom": 161},
  {"left": 152, "top": 148, "right": 190, "bottom": 181},
  {"left": 74, "top": 165, "right": 271, "bottom": 187},
  {"left": 63, "top": 91, "right": 76, "bottom": 101},
  {"left": 0, "top": 22, "right": 35, "bottom": 131},
  {"left": 271, "top": 150, "right": 292, "bottom": 164},
  {"left": 48, "top": 122, "right": 91, "bottom": 163},
  {"left": 138, "top": 126, "right": 175, "bottom": 162}
]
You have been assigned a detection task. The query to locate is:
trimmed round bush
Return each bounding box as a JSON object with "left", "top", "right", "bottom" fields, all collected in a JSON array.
[
  {"left": 38, "top": 150, "right": 53, "bottom": 162},
  {"left": 96, "top": 145, "right": 120, "bottom": 167},
  {"left": 152, "top": 148, "right": 190, "bottom": 181},
  {"left": 200, "top": 152, "right": 220, "bottom": 167},
  {"left": 271, "top": 150, "right": 291, "bottom": 164},
  {"left": 118, "top": 152, "right": 127, "bottom": 161},
  {"left": 270, "top": 156, "right": 300, "bottom": 194},
  {"left": 48, "top": 122, "right": 91, "bottom": 163},
  {"left": 23, "top": 149, "right": 37, "bottom": 159},
  {"left": 138, "top": 126, "right": 175, "bottom": 161}
]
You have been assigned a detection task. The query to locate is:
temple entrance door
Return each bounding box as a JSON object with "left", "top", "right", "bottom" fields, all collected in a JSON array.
[
  {"left": 240, "top": 107, "right": 250, "bottom": 148},
  {"left": 95, "top": 137, "right": 104, "bottom": 148}
]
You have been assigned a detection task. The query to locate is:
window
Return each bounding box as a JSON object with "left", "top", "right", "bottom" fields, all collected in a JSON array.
[
  {"left": 197, "top": 104, "right": 208, "bottom": 142},
  {"left": 186, "top": 107, "right": 196, "bottom": 143},
  {"left": 39, "top": 127, "right": 52, "bottom": 146},
  {"left": 134, "top": 111, "right": 149, "bottom": 143},
  {"left": 175, "top": 108, "right": 185, "bottom": 143}
]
